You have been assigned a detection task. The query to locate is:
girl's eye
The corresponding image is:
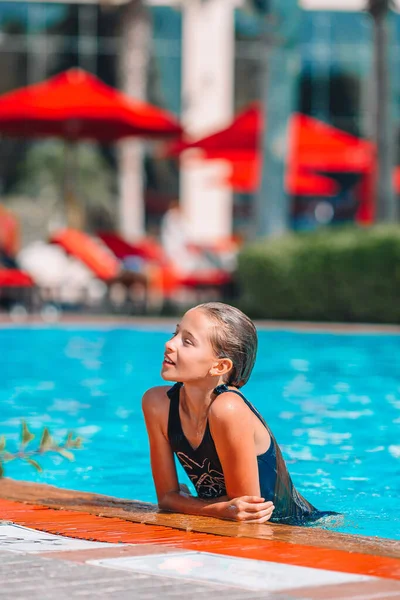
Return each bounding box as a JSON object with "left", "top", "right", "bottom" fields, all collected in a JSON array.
[
  {"left": 184, "top": 338, "right": 193, "bottom": 345},
  {"left": 170, "top": 331, "right": 178, "bottom": 338}
]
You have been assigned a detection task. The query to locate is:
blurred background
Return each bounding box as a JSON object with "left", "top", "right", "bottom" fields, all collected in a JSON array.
[{"left": 0, "top": 0, "right": 399, "bottom": 320}]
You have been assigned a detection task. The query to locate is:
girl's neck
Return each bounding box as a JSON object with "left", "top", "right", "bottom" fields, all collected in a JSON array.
[{"left": 180, "top": 381, "right": 222, "bottom": 421}]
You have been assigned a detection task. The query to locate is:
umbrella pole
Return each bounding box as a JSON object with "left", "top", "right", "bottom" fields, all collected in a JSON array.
[{"left": 63, "top": 140, "right": 85, "bottom": 230}]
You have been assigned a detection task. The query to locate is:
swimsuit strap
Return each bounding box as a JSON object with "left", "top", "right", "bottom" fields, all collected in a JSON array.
[{"left": 167, "top": 382, "right": 184, "bottom": 445}]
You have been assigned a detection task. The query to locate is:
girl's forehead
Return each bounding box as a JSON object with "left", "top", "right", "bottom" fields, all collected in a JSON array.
[{"left": 180, "top": 308, "right": 214, "bottom": 336}]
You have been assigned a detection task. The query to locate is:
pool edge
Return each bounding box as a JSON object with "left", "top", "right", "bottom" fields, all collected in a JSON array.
[
  {"left": 0, "top": 313, "right": 400, "bottom": 334},
  {"left": 0, "top": 478, "right": 399, "bottom": 583}
]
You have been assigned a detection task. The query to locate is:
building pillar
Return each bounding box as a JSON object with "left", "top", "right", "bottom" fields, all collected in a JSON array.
[
  {"left": 118, "top": 0, "right": 150, "bottom": 240},
  {"left": 255, "top": 0, "right": 301, "bottom": 237},
  {"left": 368, "top": 0, "right": 397, "bottom": 222},
  {"left": 180, "top": 0, "right": 236, "bottom": 242}
]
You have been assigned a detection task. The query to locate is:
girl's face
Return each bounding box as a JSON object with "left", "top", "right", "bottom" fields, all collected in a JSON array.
[{"left": 161, "top": 308, "right": 220, "bottom": 383}]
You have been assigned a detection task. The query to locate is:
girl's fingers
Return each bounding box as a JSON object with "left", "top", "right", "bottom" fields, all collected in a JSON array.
[
  {"left": 252, "top": 506, "right": 274, "bottom": 519},
  {"left": 240, "top": 496, "right": 265, "bottom": 503},
  {"left": 243, "top": 506, "right": 275, "bottom": 522},
  {"left": 245, "top": 514, "right": 273, "bottom": 524},
  {"left": 237, "top": 505, "right": 274, "bottom": 522},
  {"left": 242, "top": 501, "right": 274, "bottom": 513}
]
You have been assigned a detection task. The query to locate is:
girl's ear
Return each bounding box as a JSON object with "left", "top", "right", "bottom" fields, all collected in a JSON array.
[{"left": 209, "top": 357, "right": 233, "bottom": 377}]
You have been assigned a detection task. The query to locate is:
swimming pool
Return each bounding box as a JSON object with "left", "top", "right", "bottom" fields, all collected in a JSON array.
[{"left": 0, "top": 325, "right": 399, "bottom": 540}]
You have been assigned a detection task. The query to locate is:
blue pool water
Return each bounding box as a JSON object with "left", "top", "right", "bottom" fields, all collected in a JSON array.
[{"left": 0, "top": 325, "right": 399, "bottom": 540}]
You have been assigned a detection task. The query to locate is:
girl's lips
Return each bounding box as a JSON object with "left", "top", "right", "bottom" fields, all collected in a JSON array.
[{"left": 163, "top": 356, "right": 176, "bottom": 366}]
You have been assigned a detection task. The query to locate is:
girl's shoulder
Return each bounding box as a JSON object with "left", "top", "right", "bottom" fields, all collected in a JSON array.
[
  {"left": 209, "top": 389, "right": 250, "bottom": 422},
  {"left": 142, "top": 385, "right": 172, "bottom": 414},
  {"left": 210, "top": 387, "right": 270, "bottom": 429}
]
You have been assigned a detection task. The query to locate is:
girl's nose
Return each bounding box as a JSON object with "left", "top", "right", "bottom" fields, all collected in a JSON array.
[{"left": 165, "top": 337, "right": 176, "bottom": 352}]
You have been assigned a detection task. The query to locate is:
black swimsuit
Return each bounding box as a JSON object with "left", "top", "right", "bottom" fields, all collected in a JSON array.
[{"left": 167, "top": 382, "right": 335, "bottom": 524}]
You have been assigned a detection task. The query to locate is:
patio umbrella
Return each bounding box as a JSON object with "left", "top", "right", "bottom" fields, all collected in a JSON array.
[
  {"left": 287, "top": 114, "right": 377, "bottom": 223},
  {"left": 394, "top": 166, "right": 400, "bottom": 195},
  {"left": 0, "top": 68, "right": 182, "bottom": 225},
  {"left": 0, "top": 68, "right": 182, "bottom": 141},
  {"left": 286, "top": 169, "right": 339, "bottom": 197},
  {"left": 288, "top": 114, "right": 374, "bottom": 174},
  {"left": 168, "top": 103, "right": 264, "bottom": 193},
  {"left": 168, "top": 104, "right": 338, "bottom": 196}
]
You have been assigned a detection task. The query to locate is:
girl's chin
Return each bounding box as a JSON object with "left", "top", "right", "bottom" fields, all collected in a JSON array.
[{"left": 160, "top": 370, "right": 176, "bottom": 381}]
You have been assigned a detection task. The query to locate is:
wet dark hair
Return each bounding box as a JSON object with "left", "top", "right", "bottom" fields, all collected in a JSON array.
[{"left": 196, "top": 302, "right": 258, "bottom": 388}]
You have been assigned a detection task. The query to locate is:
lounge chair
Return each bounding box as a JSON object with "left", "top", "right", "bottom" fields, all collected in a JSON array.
[
  {"left": 50, "top": 229, "right": 148, "bottom": 313},
  {"left": 98, "top": 231, "right": 235, "bottom": 309},
  {"left": 0, "top": 268, "right": 36, "bottom": 313}
]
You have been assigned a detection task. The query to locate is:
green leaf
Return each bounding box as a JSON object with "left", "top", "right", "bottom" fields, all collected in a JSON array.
[
  {"left": 72, "top": 437, "right": 83, "bottom": 449},
  {"left": 25, "top": 458, "right": 43, "bottom": 472},
  {"left": 65, "top": 433, "right": 83, "bottom": 449},
  {"left": 0, "top": 435, "right": 6, "bottom": 452},
  {"left": 57, "top": 448, "right": 75, "bottom": 462},
  {"left": 21, "top": 421, "right": 35, "bottom": 447},
  {"left": 0, "top": 461, "right": 3, "bottom": 478},
  {"left": 39, "top": 427, "right": 53, "bottom": 451},
  {"left": 3, "top": 452, "right": 15, "bottom": 463}
]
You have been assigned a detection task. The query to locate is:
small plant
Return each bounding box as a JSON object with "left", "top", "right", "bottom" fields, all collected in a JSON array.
[{"left": 0, "top": 421, "right": 83, "bottom": 478}]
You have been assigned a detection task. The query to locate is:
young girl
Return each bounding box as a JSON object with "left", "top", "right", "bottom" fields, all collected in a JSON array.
[{"left": 142, "top": 302, "right": 332, "bottom": 524}]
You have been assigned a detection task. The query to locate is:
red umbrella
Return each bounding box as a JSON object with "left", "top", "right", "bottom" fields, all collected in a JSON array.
[
  {"left": 167, "top": 106, "right": 368, "bottom": 202},
  {"left": 169, "top": 105, "right": 340, "bottom": 196},
  {"left": 288, "top": 114, "right": 374, "bottom": 174},
  {"left": 288, "top": 114, "right": 377, "bottom": 222},
  {"left": 0, "top": 68, "right": 182, "bottom": 141},
  {"left": 0, "top": 68, "right": 182, "bottom": 226},
  {"left": 168, "top": 103, "right": 263, "bottom": 193},
  {"left": 170, "top": 102, "right": 261, "bottom": 154},
  {"left": 286, "top": 169, "right": 339, "bottom": 197},
  {"left": 222, "top": 153, "right": 262, "bottom": 193},
  {"left": 394, "top": 166, "right": 400, "bottom": 194}
]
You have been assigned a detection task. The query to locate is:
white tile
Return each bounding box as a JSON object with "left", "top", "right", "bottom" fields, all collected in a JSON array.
[
  {"left": 0, "top": 524, "right": 123, "bottom": 554},
  {"left": 89, "top": 551, "right": 373, "bottom": 592}
]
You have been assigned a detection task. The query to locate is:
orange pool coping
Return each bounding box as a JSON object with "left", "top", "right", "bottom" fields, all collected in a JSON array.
[{"left": 1, "top": 480, "right": 399, "bottom": 582}]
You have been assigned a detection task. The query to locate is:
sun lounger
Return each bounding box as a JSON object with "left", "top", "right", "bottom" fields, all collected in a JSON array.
[
  {"left": 98, "top": 231, "right": 235, "bottom": 308},
  {"left": 0, "top": 268, "right": 36, "bottom": 312},
  {"left": 50, "top": 229, "right": 148, "bottom": 313}
]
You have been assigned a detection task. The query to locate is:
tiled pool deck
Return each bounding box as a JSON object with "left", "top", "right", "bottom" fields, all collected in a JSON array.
[
  {"left": 1, "top": 316, "right": 400, "bottom": 598},
  {"left": 0, "top": 479, "right": 399, "bottom": 599}
]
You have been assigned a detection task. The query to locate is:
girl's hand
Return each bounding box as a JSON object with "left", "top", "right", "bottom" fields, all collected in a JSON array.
[{"left": 223, "top": 496, "right": 274, "bottom": 523}]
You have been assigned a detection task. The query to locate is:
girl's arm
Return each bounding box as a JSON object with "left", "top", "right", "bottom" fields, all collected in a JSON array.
[
  {"left": 209, "top": 391, "right": 274, "bottom": 503},
  {"left": 142, "top": 388, "right": 274, "bottom": 523}
]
